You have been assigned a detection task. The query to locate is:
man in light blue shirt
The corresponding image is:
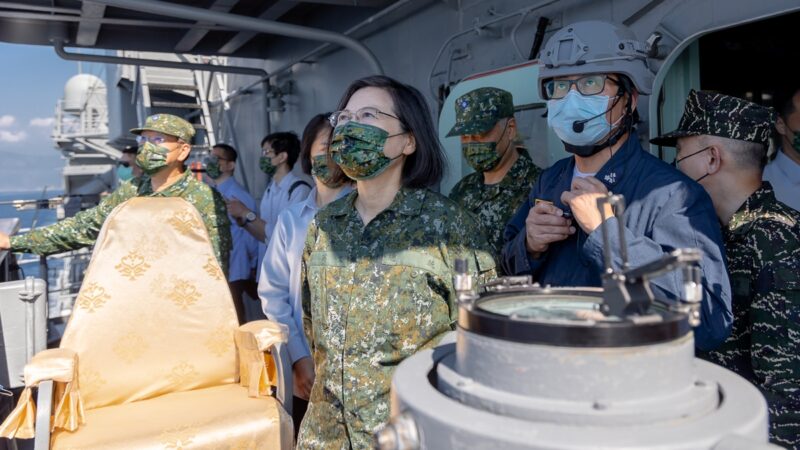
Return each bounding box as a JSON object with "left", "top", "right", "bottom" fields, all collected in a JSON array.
[
  {"left": 228, "top": 132, "right": 312, "bottom": 269},
  {"left": 764, "top": 86, "right": 800, "bottom": 211},
  {"left": 205, "top": 143, "right": 259, "bottom": 324}
]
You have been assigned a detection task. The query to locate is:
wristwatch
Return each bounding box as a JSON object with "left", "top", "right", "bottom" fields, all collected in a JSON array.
[{"left": 244, "top": 211, "right": 257, "bottom": 224}]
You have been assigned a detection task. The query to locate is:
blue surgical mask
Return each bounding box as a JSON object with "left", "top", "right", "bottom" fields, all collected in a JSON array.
[
  {"left": 547, "top": 90, "right": 620, "bottom": 147},
  {"left": 116, "top": 164, "right": 134, "bottom": 181}
]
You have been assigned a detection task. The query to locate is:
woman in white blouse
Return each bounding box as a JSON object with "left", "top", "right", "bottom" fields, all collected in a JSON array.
[{"left": 258, "top": 112, "right": 353, "bottom": 431}]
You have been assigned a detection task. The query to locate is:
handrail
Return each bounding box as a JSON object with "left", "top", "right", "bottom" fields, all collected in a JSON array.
[{"left": 54, "top": 39, "right": 268, "bottom": 77}]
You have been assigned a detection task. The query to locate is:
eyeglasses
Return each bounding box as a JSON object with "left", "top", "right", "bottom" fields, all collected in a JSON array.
[
  {"left": 329, "top": 107, "right": 403, "bottom": 128},
  {"left": 135, "top": 135, "right": 178, "bottom": 146},
  {"left": 543, "top": 75, "right": 617, "bottom": 100},
  {"left": 672, "top": 146, "right": 711, "bottom": 167},
  {"left": 118, "top": 161, "right": 131, "bottom": 168}
]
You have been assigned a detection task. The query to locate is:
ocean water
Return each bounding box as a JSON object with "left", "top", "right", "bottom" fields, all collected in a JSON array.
[{"left": 0, "top": 189, "right": 62, "bottom": 278}]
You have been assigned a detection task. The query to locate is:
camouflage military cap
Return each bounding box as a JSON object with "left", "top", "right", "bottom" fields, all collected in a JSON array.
[
  {"left": 130, "top": 114, "right": 195, "bottom": 143},
  {"left": 446, "top": 87, "right": 515, "bottom": 137},
  {"left": 651, "top": 89, "right": 775, "bottom": 147}
]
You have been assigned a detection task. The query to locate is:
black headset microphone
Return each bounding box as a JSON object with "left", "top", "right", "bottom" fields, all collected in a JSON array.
[
  {"left": 571, "top": 88, "right": 627, "bottom": 133},
  {"left": 571, "top": 102, "right": 617, "bottom": 133}
]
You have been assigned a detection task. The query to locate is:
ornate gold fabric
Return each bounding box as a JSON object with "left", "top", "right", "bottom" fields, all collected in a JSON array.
[
  {"left": 61, "top": 197, "right": 240, "bottom": 410},
  {"left": 235, "top": 321, "right": 287, "bottom": 398},
  {"left": 0, "top": 198, "right": 291, "bottom": 448},
  {"left": 50, "top": 384, "right": 292, "bottom": 450},
  {"left": 0, "top": 385, "right": 34, "bottom": 439},
  {"left": 0, "top": 349, "right": 85, "bottom": 439}
]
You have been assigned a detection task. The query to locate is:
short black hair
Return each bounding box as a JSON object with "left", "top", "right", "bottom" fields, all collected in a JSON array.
[
  {"left": 776, "top": 86, "right": 800, "bottom": 119},
  {"left": 122, "top": 145, "right": 137, "bottom": 155},
  {"left": 299, "top": 113, "right": 332, "bottom": 175},
  {"left": 335, "top": 75, "right": 445, "bottom": 188},
  {"left": 213, "top": 143, "right": 238, "bottom": 162},
  {"left": 261, "top": 132, "right": 301, "bottom": 168},
  {"left": 613, "top": 74, "right": 641, "bottom": 125}
]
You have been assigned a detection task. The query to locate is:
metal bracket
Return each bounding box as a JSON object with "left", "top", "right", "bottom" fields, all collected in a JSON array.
[
  {"left": 453, "top": 259, "right": 478, "bottom": 308},
  {"left": 646, "top": 32, "right": 664, "bottom": 58},
  {"left": 482, "top": 275, "right": 538, "bottom": 292},
  {"left": 597, "top": 194, "right": 703, "bottom": 323}
]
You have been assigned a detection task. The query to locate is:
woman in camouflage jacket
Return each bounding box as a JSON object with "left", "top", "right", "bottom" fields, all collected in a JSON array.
[{"left": 298, "top": 76, "right": 496, "bottom": 449}]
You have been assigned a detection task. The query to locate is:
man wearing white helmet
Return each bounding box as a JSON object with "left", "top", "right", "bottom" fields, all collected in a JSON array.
[{"left": 501, "top": 20, "right": 732, "bottom": 351}]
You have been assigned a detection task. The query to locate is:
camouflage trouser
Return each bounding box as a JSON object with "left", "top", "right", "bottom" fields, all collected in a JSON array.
[
  {"left": 768, "top": 401, "right": 800, "bottom": 449},
  {"left": 296, "top": 400, "right": 379, "bottom": 450}
]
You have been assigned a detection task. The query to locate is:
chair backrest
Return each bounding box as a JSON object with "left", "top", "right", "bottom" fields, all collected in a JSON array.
[{"left": 60, "top": 197, "right": 238, "bottom": 410}]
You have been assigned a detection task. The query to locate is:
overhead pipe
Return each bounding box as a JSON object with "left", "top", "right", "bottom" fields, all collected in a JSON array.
[
  {"left": 0, "top": 10, "right": 233, "bottom": 29},
  {"left": 212, "top": 0, "right": 424, "bottom": 106},
  {"left": 54, "top": 39, "right": 268, "bottom": 77},
  {"left": 88, "top": 0, "right": 384, "bottom": 75},
  {"left": 0, "top": 1, "right": 80, "bottom": 15}
]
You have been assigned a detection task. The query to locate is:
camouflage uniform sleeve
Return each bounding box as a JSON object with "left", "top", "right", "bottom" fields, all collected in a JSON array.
[
  {"left": 470, "top": 230, "right": 498, "bottom": 286},
  {"left": 446, "top": 206, "right": 497, "bottom": 324},
  {"left": 205, "top": 188, "right": 232, "bottom": 278},
  {"left": 10, "top": 183, "right": 135, "bottom": 255},
  {"left": 300, "top": 218, "right": 318, "bottom": 355},
  {"left": 448, "top": 178, "right": 467, "bottom": 202},
  {"left": 750, "top": 253, "right": 800, "bottom": 446}
]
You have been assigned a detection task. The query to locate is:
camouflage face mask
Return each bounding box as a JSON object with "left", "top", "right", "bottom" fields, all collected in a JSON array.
[
  {"left": 204, "top": 155, "right": 222, "bottom": 179},
  {"left": 136, "top": 141, "right": 171, "bottom": 175},
  {"left": 259, "top": 156, "right": 277, "bottom": 176},
  {"left": 311, "top": 154, "right": 344, "bottom": 188},
  {"left": 462, "top": 141, "right": 502, "bottom": 172},
  {"left": 792, "top": 128, "right": 800, "bottom": 152},
  {"left": 330, "top": 122, "right": 404, "bottom": 181},
  {"left": 460, "top": 120, "right": 511, "bottom": 172}
]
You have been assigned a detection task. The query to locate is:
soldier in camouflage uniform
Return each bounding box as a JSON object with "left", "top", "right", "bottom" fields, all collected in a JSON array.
[
  {"left": 652, "top": 89, "right": 800, "bottom": 448},
  {"left": 0, "top": 114, "right": 232, "bottom": 276},
  {"left": 298, "top": 75, "right": 496, "bottom": 449},
  {"left": 447, "top": 87, "right": 542, "bottom": 270}
]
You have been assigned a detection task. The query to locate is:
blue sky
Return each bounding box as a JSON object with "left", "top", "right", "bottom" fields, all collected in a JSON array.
[{"left": 0, "top": 42, "right": 105, "bottom": 193}]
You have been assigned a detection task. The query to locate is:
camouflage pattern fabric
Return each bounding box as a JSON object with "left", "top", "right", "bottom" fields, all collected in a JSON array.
[
  {"left": 698, "top": 182, "right": 800, "bottom": 448},
  {"left": 651, "top": 89, "right": 775, "bottom": 147},
  {"left": 259, "top": 155, "right": 277, "bottom": 175},
  {"left": 450, "top": 149, "right": 541, "bottom": 273},
  {"left": 311, "top": 154, "right": 344, "bottom": 188},
  {"left": 446, "top": 87, "right": 515, "bottom": 137},
  {"left": 11, "top": 170, "right": 232, "bottom": 277},
  {"left": 135, "top": 142, "right": 171, "bottom": 175},
  {"left": 130, "top": 113, "right": 196, "bottom": 143},
  {"left": 204, "top": 155, "right": 222, "bottom": 179},
  {"left": 299, "top": 188, "right": 496, "bottom": 449},
  {"left": 330, "top": 122, "right": 394, "bottom": 180},
  {"left": 462, "top": 140, "right": 502, "bottom": 172}
]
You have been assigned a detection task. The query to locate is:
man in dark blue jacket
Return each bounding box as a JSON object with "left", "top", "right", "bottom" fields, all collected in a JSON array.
[{"left": 501, "top": 20, "right": 732, "bottom": 351}]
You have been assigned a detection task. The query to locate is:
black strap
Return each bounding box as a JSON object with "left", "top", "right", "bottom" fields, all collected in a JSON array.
[{"left": 288, "top": 180, "right": 311, "bottom": 198}]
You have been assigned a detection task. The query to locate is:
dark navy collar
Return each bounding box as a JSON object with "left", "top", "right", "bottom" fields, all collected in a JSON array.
[
  {"left": 594, "top": 130, "right": 642, "bottom": 191},
  {"left": 547, "top": 130, "right": 643, "bottom": 213},
  {"left": 561, "top": 130, "right": 642, "bottom": 189}
]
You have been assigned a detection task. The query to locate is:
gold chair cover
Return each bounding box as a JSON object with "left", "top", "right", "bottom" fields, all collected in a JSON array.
[{"left": 0, "top": 197, "right": 292, "bottom": 449}]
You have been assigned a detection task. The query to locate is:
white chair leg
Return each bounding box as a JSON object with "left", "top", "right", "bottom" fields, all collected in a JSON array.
[
  {"left": 33, "top": 380, "right": 52, "bottom": 450},
  {"left": 271, "top": 342, "right": 293, "bottom": 417}
]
